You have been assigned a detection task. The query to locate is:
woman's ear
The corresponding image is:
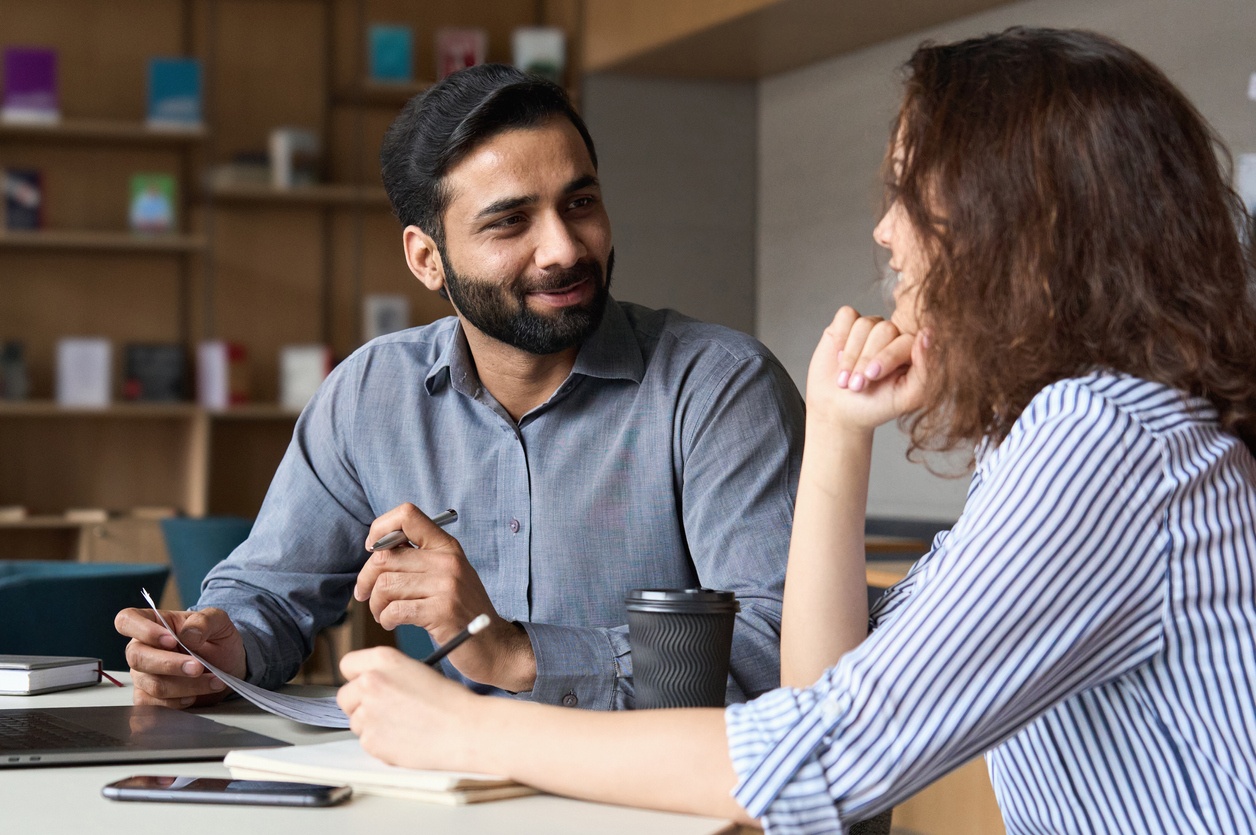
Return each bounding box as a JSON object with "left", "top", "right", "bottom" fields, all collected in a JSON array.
[{"left": 403, "top": 226, "right": 445, "bottom": 294}]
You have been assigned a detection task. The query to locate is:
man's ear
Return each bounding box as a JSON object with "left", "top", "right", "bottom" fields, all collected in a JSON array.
[{"left": 402, "top": 226, "right": 445, "bottom": 293}]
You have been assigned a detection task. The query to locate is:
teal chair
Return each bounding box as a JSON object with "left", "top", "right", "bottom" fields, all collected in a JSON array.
[
  {"left": 394, "top": 624, "right": 435, "bottom": 660},
  {"left": 0, "top": 560, "right": 170, "bottom": 670},
  {"left": 160, "top": 515, "right": 360, "bottom": 683}
]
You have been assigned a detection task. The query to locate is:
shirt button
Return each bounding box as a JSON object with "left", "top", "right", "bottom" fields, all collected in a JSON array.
[
  {"left": 561, "top": 692, "right": 578, "bottom": 707},
  {"left": 509, "top": 518, "right": 521, "bottom": 534},
  {"left": 820, "top": 697, "right": 842, "bottom": 718}
]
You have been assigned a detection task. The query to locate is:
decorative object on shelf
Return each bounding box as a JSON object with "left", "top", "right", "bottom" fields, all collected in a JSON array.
[
  {"left": 362, "top": 293, "right": 410, "bottom": 342},
  {"left": 197, "top": 340, "right": 249, "bottom": 409},
  {"left": 279, "top": 343, "right": 332, "bottom": 412},
  {"left": 128, "top": 173, "right": 177, "bottom": 233},
  {"left": 55, "top": 336, "right": 112, "bottom": 407},
  {"left": 435, "top": 28, "right": 486, "bottom": 80},
  {"left": 122, "top": 342, "right": 187, "bottom": 402},
  {"left": 269, "top": 127, "right": 322, "bottom": 188},
  {"left": 368, "top": 23, "right": 414, "bottom": 83},
  {"left": 0, "top": 341, "right": 29, "bottom": 400},
  {"left": 512, "top": 26, "right": 565, "bottom": 84},
  {"left": 3, "top": 167, "right": 44, "bottom": 230},
  {"left": 1, "top": 47, "right": 59, "bottom": 124},
  {"left": 146, "top": 56, "right": 203, "bottom": 130}
]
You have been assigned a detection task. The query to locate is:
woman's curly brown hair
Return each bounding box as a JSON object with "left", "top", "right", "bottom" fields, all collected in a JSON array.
[{"left": 890, "top": 27, "right": 1256, "bottom": 458}]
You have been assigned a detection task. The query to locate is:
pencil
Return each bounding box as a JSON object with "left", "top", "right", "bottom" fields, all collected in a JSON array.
[
  {"left": 421, "top": 614, "right": 490, "bottom": 667},
  {"left": 369, "top": 508, "right": 457, "bottom": 551}
]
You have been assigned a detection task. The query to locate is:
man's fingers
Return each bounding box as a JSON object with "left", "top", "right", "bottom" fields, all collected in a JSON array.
[{"left": 114, "top": 607, "right": 177, "bottom": 648}]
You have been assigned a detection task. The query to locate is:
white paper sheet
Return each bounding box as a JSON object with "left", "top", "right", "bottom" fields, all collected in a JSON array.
[{"left": 141, "top": 588, "right": 350, "bottom": 728}]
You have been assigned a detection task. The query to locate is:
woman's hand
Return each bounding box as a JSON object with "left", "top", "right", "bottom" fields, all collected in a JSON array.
[
  {"left": 338, "top": 646, "right": 482, "bottom": 772},
  {"left": 805, "top": 306, "right": 928, "bottom": 433}
]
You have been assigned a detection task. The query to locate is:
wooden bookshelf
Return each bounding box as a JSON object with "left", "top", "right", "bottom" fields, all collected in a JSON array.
[
  {"left": 0, "top": 118, "right": 205, "bottom": 146},
  {"left": 0, "top": 229, "right": 207, "bottom": 253},
  {"left": 206, "top": 183, "right": 390, "bottom": 208}
]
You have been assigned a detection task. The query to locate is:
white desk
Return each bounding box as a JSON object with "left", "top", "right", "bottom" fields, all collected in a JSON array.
[{"left": 2, "top": 674, "right": 744, "bottom": 835}]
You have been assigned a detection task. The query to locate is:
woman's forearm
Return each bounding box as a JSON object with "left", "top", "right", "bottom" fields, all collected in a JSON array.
[
  {"left": 476, "top": 698, "right": 756, "bottom": 825},
  {"left": 780, "top": 420, "right": 874, "bottom": 687}
]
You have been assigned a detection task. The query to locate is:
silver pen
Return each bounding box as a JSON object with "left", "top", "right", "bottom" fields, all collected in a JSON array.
[{"left": 369, "top": 508, "right": 458, "bottom": 551}]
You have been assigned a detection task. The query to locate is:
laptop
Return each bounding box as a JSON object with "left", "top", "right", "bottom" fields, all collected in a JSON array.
[{"left": 0, "top": 705, "right": 288, "bottom": 767}]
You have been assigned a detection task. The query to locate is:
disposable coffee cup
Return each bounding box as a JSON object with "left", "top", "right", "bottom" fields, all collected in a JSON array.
[{"left": 625, "top": 588, "right": 740, "bottom": 709}]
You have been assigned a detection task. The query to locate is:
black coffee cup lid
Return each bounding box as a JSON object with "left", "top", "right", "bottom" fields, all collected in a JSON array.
[{"left": 625, "top": 588, "right": 740, "bottom": 614}]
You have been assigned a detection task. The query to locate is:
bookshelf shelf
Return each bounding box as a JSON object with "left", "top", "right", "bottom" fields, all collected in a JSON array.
[
  {"left": 206, "top": 183, "right": 391, "bottom": 208},
  {"left": 0, "top": 401, "right": 198, "bottom": 418},
  {"left": 0, "top": 229, "right": 207, "bottom": 254},
  {"left": 0, "top": 118, "right": 206, "bottom": 146}
]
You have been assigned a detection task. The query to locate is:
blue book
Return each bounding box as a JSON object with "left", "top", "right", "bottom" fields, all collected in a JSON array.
[
  {"left": 147, "top": 57, "right": 202, "bottom": 128},
  {"left": 368, "top": 24, "right": 414, "bottom": 83}
]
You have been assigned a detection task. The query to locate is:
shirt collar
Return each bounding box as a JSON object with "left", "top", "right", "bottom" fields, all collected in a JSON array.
[{"left": 423, "top": 296, "right": 644, "bottom": 396}]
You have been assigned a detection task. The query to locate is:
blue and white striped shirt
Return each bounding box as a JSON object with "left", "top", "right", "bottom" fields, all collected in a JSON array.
[{"left": 726, "top": 373, "right": 1256, "bottom": 833}]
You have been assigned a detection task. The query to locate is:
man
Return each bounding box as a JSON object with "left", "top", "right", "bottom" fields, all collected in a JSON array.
[{"left": 116, "top": 64, "right": 804, "bottom": 710}]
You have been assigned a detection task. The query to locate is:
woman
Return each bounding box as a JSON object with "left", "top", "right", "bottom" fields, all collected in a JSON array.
[{"left": 336, "top": 27, "right": 1256, "bottom": 833}]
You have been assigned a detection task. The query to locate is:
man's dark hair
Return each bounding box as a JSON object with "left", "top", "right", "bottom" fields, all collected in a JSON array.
[{"left": 380, "top": 64, "right": 597, "bottom": 246}]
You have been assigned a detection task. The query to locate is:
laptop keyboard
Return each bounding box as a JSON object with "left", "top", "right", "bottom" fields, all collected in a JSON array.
[{"left": 0, "top": 713, "right": 122, "bottom": 750}]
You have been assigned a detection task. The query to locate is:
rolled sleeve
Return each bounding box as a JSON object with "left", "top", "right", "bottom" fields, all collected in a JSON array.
[
  {"left": 727, "top": 688, "right": 848, "bottom": 833},
  {"left": 519, "top": 621, "right": 632, "bottom": 710}
]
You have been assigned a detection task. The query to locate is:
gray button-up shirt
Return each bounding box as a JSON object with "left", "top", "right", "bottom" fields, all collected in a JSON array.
[{"left": 199, "top": 298, "right": 804, "bottom": 709}]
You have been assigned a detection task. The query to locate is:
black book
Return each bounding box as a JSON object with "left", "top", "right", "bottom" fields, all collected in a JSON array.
[{"left": 123, "top": 343, "right": 188, "bottom": 402}]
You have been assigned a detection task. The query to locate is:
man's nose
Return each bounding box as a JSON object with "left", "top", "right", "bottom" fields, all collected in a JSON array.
[{"left": 534, "top": 214, "right": 584, "bottom": 270}]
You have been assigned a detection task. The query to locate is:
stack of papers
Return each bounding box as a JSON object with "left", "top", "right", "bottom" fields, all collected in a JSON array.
[{"left": 225, "top": 738, "right": 537, "bottom": 805}]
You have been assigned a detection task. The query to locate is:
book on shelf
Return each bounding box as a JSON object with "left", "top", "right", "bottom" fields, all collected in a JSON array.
[
  {"left": 146, "top": 56, "right": 203, "bottom": 130},
  {"left": 206, "top": 152, "right": 271, "bottom": 190},
  {"left": 1, "top": 340, "right": 30, "bottom": 400},
  {"left": 224, "top": 738, "right": 537, "bottom": 805},
  {"left": 435, "top": 28, "right": 486, "bottom": 80},
  {"left": 362, "top": 293, "right": 410, "bottom": 342},
  {"left": 269, "top": 127, "right": 321, "bottom": 189},
  {"left": 55, "top": 337, "right": 112, "bottom": 407},
  {"left": 0, "top": 506, "right": 28, "bottom": 523},
  {"left": 1, "top": 47, "right": 59, "bottom": 124},
  {"left": 122, "top": 342, "right": 187, "bottom": 402},
  {"left": 0, "top": 655, "right": 103, "bottom": 696},
  {"left": 368, "top": 23, "right": 414, "bottom": 83},
  {"left": 129, "top": 506, "right": 178, "bottom": 520},
  {"left": 197, "top": 340, "right": 249, "bottom": 410},
  {"left": 512, "top": 26, "right": 566, "bottom": 84},
  {"left": 64, "top": 508, "right": 111, "bottom": 523},
  {"left": 3, "top": 167, "right": 44, "bottom": 230},
  {"left": 279, "top": 344, "right": 332, "bottom": 412},
  {"left": 129, "top": 173, "right": 177, "bottom": 233}
]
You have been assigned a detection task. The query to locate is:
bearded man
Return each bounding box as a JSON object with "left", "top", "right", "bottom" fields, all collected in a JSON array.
[{"left": 116, "top": 65, "right": 804, "bottom": 711}]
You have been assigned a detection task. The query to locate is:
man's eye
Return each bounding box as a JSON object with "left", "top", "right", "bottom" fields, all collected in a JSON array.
[
  {"left": 568, "top": 196, "right": 595, "bottom": 210},
  {"left": 491, "top": 215, "right": 525, "bottom": 229}
]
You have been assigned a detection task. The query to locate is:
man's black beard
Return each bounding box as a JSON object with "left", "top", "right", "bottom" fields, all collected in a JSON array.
[{"left": 441, "top": 249, "right": 614, "bottom": 356}]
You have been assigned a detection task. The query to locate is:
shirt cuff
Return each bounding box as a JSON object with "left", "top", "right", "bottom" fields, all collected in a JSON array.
[
  {"left": 518, "top": 621, "right": 630, "bottom": 710},
  {"left": 726, "top": 687, "right": 848, "bottom": 833}
]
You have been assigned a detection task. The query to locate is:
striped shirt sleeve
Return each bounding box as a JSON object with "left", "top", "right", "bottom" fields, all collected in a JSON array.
[{"left": 726, "top": 380, "right": 1174, "bottom": 831}]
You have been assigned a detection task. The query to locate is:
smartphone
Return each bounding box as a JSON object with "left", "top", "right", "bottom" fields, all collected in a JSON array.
[{"left": 102, "top": 775, "right": 351, "bottom": 807}]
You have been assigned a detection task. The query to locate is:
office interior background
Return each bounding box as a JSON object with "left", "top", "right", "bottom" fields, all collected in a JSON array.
[{"left": 1, "top": 1, "right": 1252, "bottom": 831}]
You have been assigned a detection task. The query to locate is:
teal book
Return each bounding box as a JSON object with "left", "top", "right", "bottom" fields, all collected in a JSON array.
[
  {"left": 368, "top": 24, "right": 414, "bottom": 82},
  {"left": 147, "top": 57, "right": 202, "bottom": 128}
]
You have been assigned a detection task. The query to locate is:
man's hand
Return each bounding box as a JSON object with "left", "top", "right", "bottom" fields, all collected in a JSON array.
[
  {"left": 114, "top": 606, "right": 246, "bottom": 708},
  {"left": 355, "top": 503, "right": 537, "bottom": 693}
]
